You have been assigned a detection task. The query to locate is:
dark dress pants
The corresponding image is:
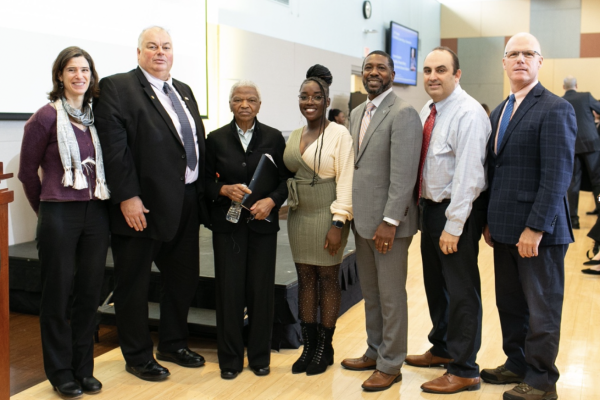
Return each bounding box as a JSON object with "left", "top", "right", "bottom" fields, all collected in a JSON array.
[
  {"left": 587, "top": 215, "right": 600, "bottom": 242},
  {"left": 37, "top": 201, "right": 109, "bottom": 386},
  {"left": 110, "top": 184, "right": 200, "bottom": 366},
  {"left": 493, "top": 242, "right": 568, "bottom": 392},
  {"left": 568, "top": 151, "right": 600, "bottom": 219},
  {"left": 420, "top": 194, "right": 486, "bottom": 378},
  {"left": 213, "top": 222, "right": 277, "bottom": 372}
]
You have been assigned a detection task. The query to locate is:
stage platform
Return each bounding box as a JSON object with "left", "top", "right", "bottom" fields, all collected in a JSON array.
[{"left": 8, "top": 221, "right": 362, "bottom": 350}]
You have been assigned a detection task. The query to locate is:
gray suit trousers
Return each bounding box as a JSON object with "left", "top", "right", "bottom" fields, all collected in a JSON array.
[{"left": 355, "top": 232, "right": 412, "bottom": 375}]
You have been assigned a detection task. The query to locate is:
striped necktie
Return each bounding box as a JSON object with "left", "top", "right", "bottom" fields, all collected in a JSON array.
[
  {"left": 496, "top": 94, "right": 515, "bottom": 152},
  {"left": 359, "top": 102, "right": 377, "bottom": 149},
  {"left": 163, "top": 82, "right": 197, "bottom": 170}
]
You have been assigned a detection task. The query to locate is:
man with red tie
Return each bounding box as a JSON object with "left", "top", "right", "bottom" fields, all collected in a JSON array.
[{"left": 405, "top": 47, "right": 491, "bottom": 394}]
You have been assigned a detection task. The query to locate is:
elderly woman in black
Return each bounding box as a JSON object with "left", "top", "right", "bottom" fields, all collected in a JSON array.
[
  {"left": 18, "top": 47, "right": 109, "bottom": 399},
  {"left": 205, "top": 81, "right": 290, "bottom": 380}
]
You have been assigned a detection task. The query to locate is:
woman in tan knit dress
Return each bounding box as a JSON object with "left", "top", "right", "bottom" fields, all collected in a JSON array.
[{"left": 284, "top": 70, "right": 354, "bottom": 376}]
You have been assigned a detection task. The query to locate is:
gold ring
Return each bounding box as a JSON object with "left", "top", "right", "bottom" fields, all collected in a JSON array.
[{"left": 384, "top": 242, "right": 389, "bottom": 245}]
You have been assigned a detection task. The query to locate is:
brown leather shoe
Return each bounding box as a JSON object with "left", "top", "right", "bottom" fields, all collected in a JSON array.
[
  {"left": 361, "top": 370, "right": 402, "bottom": 392},
  {"left": 405, "top": 349, "right": 453, "bottom": 368},
  {"left": 421, "top": 373, "right": 481, "bottom": 394},
  {"left": 341, "top": 354, "right": 376, "bottom": 371}
]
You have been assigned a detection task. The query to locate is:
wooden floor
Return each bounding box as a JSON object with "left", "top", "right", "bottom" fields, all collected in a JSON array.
[{"left": 10, "top": 195, "right": 600, "bottom": 399}]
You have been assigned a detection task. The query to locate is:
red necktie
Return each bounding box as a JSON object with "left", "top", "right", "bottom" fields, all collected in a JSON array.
[{"left": 417, "top": 104, "right": 437, "bottom": 200}]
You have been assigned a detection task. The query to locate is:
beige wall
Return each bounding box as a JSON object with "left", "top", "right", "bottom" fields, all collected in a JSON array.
[
  {"left": 441, "top": 0, "right": 530, "bottom": 39},
  {"left": 442, "top": 0, "right": 600, "bottom": 101}
]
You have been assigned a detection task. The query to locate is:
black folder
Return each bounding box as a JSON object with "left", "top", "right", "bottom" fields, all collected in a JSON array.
[{"left": 241, "top": 154, "right": 279, "bottom": 219}]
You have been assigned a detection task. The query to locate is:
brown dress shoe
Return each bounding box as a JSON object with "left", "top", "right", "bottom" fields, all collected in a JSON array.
[
  {"left": 341, "top": 354, "right": 376, "bottom": 371},
  {"left": 361, "top": 370, "right": 402, "bottom": 392},
  {"left": 405, "top": 349, "right": 453, "bottom": 368},
  {"left": 421, "top": 373, "right": 481, "bottom": 394}
]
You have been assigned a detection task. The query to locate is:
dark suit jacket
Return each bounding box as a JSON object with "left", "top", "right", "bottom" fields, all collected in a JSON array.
[
  {"left": 487, "top": 83, "right": 576, "bottom": 246},
  {"left": 562, "top": 90, "right": 600, "bottom": 154},
  {"left": 94, "top": 67, "right": 207, "bottom": 241},
  {"left": 205, "top": 118, "right": 290, "bottom": 234}
]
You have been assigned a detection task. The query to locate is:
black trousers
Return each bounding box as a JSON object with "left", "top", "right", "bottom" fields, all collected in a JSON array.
[
  {"left": 568, "top": 151, "right": 600, "bottom": 219},
  {"left": 419, "top": 194, "right": 486, "bottom": 378},
  {"left": 588, "top": 216, "right": 600, "bottom": 242},
  {"left": 212, "top": 222, "right": 277, "bottom": 372},
  {"left": 37, "top": 201, "right": 109, "bottom": 386},
  {"left": 110, "top": 185, "right": 200, "bottom": 366},
  {"left": 493, "top": 242, "right": 568, "bottom": 392}
]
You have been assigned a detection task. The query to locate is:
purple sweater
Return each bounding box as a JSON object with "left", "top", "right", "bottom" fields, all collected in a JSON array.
[{"left": 18, "top": 104, "right": 98, "bottom": 213}]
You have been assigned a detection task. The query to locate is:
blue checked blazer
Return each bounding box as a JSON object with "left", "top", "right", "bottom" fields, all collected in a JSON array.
[{"left": 487, "top": 82, "right": 576, "bottom": 246}]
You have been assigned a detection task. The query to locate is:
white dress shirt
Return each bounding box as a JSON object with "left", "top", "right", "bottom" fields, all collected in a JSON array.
[
  {"left": 140, "top": 67, "right": 199, "bottom": 184},
  {"left": 420, "top": 85, "right": 491, "bottom": 236}
]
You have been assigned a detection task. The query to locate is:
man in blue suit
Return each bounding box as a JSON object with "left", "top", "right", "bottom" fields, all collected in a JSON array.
[{"left": 481, "top": 33, "right": 576, "bottom": 400}]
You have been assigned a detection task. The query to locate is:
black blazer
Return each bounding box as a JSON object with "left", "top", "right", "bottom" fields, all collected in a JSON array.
[
  {"left": 562, "top": 90, "right": 600, "bottom": 154},
  {"left": 205, "top": 119, "right": 290, "bottom": 234},
  {"left": 94, "top": 67, "right": 207, "bottom": 241}
]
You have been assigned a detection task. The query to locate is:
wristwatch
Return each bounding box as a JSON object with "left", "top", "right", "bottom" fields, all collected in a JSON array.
[
  {"left": 331, "top": 220, "right": 344, "bottom": 229},
  {"left": 385, "top": 221, "right": 396, "bottom": 227}
]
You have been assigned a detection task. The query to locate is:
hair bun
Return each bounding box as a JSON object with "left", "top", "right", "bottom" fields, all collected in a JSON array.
[{"left": 306, "top": 64, "right": 333, "bottom": 86}]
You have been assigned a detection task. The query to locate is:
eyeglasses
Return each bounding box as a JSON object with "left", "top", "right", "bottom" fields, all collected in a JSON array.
[
  {"left": 504, "top": 50, "right": 541, "bottom": 59},
  {"left": 298, "top": 95, "right": 325, "bottom": 103}
]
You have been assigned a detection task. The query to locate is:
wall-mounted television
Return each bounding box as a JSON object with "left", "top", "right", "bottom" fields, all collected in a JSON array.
[{"left": 387, "top": 21, "right": 419, "bottom": 86}]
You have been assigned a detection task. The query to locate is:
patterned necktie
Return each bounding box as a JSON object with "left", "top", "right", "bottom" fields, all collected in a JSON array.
[
  {"left": 163, "top": 82, "right": 197, "bottom": 170},
  {"left": 417, "top": 103, "right": 437, "bottom": 200},
  {"left": 359, "top": 102, "right": 377, "bottom": 149},
  {"left": 496, "top": 94, "right": 515, "bottom": 152}
]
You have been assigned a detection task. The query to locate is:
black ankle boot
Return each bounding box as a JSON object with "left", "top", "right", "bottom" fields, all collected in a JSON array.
[
  {"left": 306, "top": 325, "right": 335, "bottom": 376},
  {"left": 292, "top": 322, "right": 319, "bottom": 374}
]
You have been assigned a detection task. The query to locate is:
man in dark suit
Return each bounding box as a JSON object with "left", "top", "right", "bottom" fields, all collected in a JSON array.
[
  {"left": 562, "top": 76, "right": 600, "bottom": 226},
  {"left": 481, "top": 33, "right": 576, "bottom": 400},
  {"left": 204, "top": 81, "right": 290, "bottom": 379},
  {"left": 94, "top": 26, "right": 207, "bottom": 381},
  {"left": 341, "top": 51, "right": 422, "bottom": 392}
]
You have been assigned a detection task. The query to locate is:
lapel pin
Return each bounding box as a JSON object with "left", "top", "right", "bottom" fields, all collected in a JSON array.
[
  {"left": 151, "top": 95, "right": 155, "bottom": 99},
  {"left": 184, "top": 97, "right": 189, "bottom": 101}
]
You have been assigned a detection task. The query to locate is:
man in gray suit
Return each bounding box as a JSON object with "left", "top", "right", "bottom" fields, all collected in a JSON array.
[
  {"left": 341, "top": 50, "right": 422, "bottom": 392},
  {"left": 562, "top": 76, "right": 600, "bottom": 227}
]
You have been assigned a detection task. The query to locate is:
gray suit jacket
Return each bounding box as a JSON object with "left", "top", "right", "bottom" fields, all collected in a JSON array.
[{"left": 350, "top": 91, "right": 423, "bottom": 239}]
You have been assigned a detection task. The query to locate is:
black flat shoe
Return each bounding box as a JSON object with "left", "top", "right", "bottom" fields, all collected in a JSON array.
[
  {"left": 583, "top": 260, "right": 600, "bottom": 266},
  {"left": 221, "top": 369, "right": 239, "bottom": 380},
  {"left": 75, "top": 376, "right": 102, "bottom": 394},
  {"left": 53, "top": 381, "right": 83, "bottom": 399},
  {"left": 156, "top": 348, "right": 205, "bottom": 368},
  {"left": 125, "top": 360, "right": 170, "bottom": 381},
  {"left": 582, "top": 268, "right": 600, "bottom": 275},
  {"left": 250, "top": 365, "right": 270, "bottom": 376}
]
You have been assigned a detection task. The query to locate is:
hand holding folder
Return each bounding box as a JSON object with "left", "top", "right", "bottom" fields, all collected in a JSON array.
[{"left": 241, "top": 154, "right": 279, "bottom": 222}]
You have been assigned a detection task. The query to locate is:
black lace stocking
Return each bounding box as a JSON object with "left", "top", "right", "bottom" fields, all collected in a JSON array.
[{"left": 296, "top": 263, "right": 341, "bottom": 328}]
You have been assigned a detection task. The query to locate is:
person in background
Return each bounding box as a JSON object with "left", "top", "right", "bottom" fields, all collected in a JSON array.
[
  {"left": 284, "top": 71, "right": 354, "bottom": 376},
  {"left": 482, "top": 32, "right": 576, "bottom": 400},
  {"left": 406, "top": 46, "right": 490, "bottom": 395},
  {"left": 204, "top": 81, "right": 289, "bottom": 379},
  {"left": 94, "top": 26, "right": 207, "bottom": 381},
  {"left": 341, "top": 50, "right": 422, "bottom": 392},
  {"left": 481, "top": 103, "right": 491, "bottom": 117},
  {"left": 562, "top": 76, "right": 600, "bottom": 229},
  {"left": 18, "top": 46, "right": 110, "bottom": 399},
  {"left": 328, "top": 109, "right": 347, "bottom": 126}
]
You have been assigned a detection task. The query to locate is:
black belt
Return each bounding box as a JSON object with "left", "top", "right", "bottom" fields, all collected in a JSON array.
[{"left": 421, "top": 198, "right": 451, "bottom": 206}]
